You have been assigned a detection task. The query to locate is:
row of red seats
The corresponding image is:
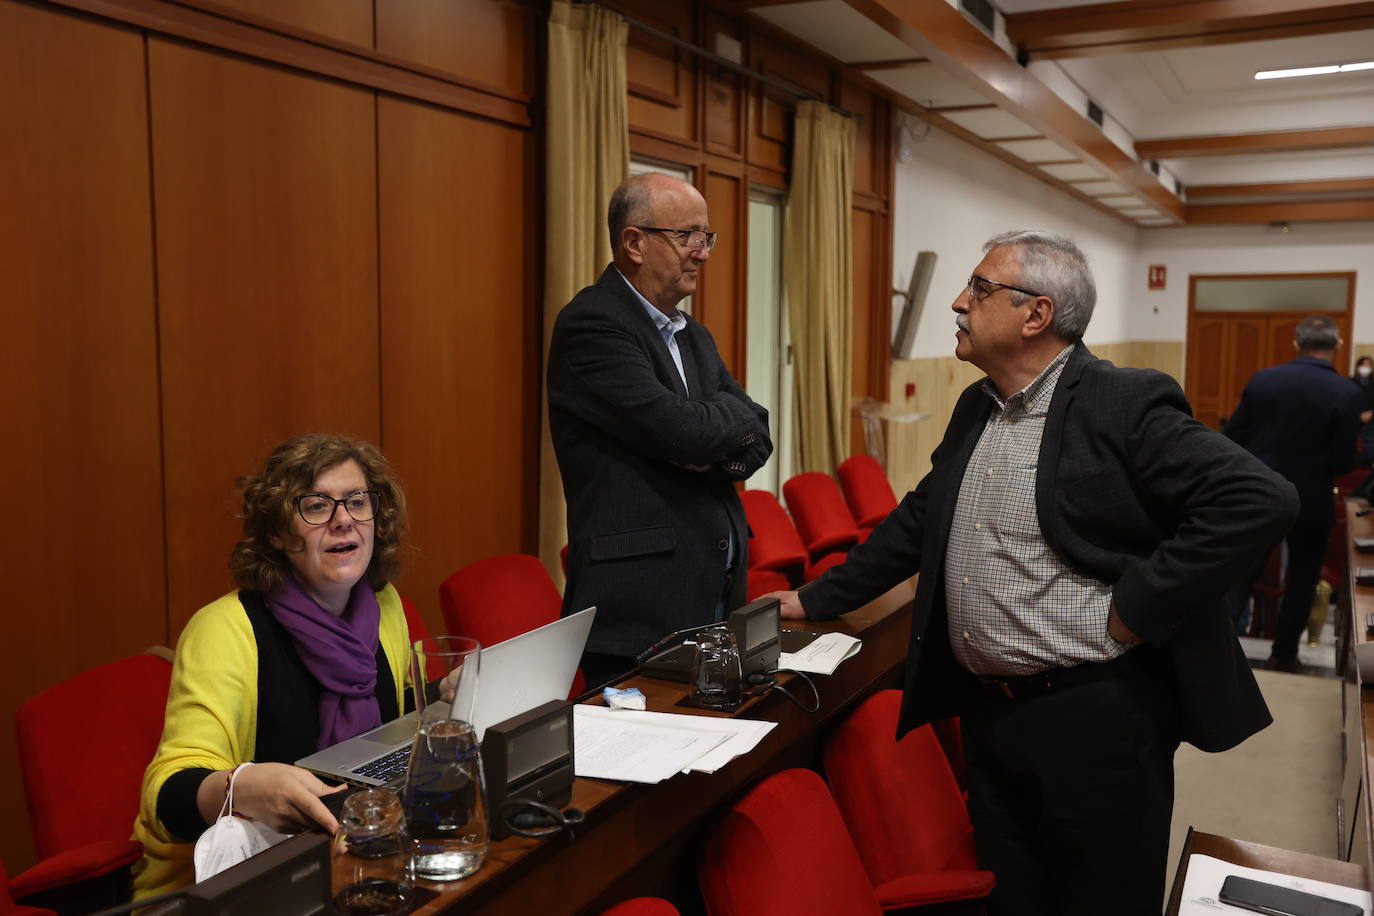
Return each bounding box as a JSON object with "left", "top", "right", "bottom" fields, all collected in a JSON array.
[
  {"left": 744, "top": 454, "right": 900, "bottom": 599},
  {"left": 580, "top": 692, "right": 990, "bottom": 916}
]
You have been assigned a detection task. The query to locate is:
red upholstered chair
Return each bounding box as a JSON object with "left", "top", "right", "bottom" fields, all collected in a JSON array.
[
  {"left": 837, "top": 455, "right": 899, "bottom": 529},
  {"left": 698, "top": 768, "right": 883, "bottom": 916},
  {"left": 1, "top": 859, "right": 56, "bottom": 916},
  {"left": 595, "top": 898, "right": 680, "bottom": 916},
  {"left": 13, "top": 652, "right": 173, "bottom": 912},
  {"left": 746, "top": 568, "right": 791, "bottom": 601},
  {"left": 823, "top": 691, "right": 994, "bottom": 911},
  {"left": 439, "top": 553, "right": 584, "bottom": 697},
  {"left": 782, "top": 473, "right": 862, "bottom": 561},
  {"left": 930, "top": 716, "right": 967, "bottom": 793},
  {"left": 741, "top": 490, "right": 809, "bottom": 586}
]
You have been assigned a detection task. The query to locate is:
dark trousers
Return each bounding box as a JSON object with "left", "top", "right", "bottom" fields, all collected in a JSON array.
[
  {"left": 961, "top": 661, "right": 1179, "bottom": 916},
  {"left": 1224, "top": 519, "right": 1330, "bottom": 661}
]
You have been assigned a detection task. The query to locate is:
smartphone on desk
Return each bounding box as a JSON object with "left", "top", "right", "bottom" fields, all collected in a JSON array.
[{"left": 1219, "top": 875, "right": 1364, "bottom": 916}]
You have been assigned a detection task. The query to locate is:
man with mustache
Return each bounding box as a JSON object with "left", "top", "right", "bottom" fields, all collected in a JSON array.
[
  {"left": 773, "top": 230, "right": 1296, "bottom": 915},
  {"left": 548, "top": 173, "right": 771, "bottom": 689}
]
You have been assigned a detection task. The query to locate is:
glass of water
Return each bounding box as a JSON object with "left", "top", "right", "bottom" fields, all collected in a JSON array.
[
  {"left": 404, "top": 637, "right": 488, "bottom": 881},
  {"left": 333, "top": 788, "right": 411, "bottom": 914},
  {"left": 692, "top": 625, "right": 743, "bottom": 711}
]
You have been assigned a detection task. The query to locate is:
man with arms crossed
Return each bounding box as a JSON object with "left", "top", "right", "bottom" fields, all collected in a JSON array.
[
  {"left": 775, "top": 230, "right": 1296, "bottom": 915},
  {"left": 549, "top": 173, "right": 771, "bottom": 688}
]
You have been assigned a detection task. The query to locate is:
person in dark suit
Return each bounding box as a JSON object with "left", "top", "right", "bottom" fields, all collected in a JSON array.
[
  {"left": 770, "top": 230, "right": 1296, "bottom": 916},
  {"left": 548, "top": 173, "right": 771, "bottom": 688},
  {"left": 1223, "top": 315, "right": 1365, "bottom": 670}
]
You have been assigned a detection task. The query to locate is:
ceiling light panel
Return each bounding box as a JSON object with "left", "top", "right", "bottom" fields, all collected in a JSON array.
[
  {"left": 1255, "top": 61, "right": 1374, "bottom": 80},
  {"left": 941, "top": 108, "right": 1039, "bottom": 139},
  {"left": 994, "top": 138, "right": 1076, "bottom": 163},
  {"left": 750, "top": 1, "right": 918, "bottom": 64},
  {"left": 1070, "top": 180, "right": 1127, "bottom": 196},
  {"left": 1096, "top": 195, "right": 1150, "bottom": 209},
  {"left": 869, "top": 64, "right": 993, "bottom": 109},
  {"left": 1121, "top": 208, "right": 1161, "bottom": 218},
  {"left": 1038, "top": 162, "right": 1102, "bottom": 181}
]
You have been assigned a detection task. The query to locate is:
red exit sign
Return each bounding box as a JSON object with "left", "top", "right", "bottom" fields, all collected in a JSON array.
[{"left": 1148, "top": 265, "right": 1166, "bottom": 290}]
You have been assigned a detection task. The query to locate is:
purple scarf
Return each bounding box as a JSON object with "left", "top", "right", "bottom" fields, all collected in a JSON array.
[{"left": 266, "top": 574, "right": 383, "bottom": 750}]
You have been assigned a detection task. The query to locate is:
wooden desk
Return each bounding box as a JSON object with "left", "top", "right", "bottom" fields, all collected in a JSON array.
[
  {"left": 1166, "top": 829, "right": 1366, "bottom": 915},
  {"left": 383, "top": 582, "right": 915, "bottom": 915},
  {"left": 1343, "top": 499, "right": 1374, "bottom": 877}
]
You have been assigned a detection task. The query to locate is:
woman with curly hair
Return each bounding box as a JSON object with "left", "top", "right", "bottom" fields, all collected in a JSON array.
[{"left": 133, "top": 433, "right": 413, "bottom": 898}]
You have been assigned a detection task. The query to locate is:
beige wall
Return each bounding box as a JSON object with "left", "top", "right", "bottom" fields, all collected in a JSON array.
[{"left": 884, "top": 341, "right": 1185, "bottom": 495}]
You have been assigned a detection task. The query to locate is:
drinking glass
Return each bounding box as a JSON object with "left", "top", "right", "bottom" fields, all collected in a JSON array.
[
  {"left": 404, "top": 637, "right": 489, "bottom": 882},
  {"left": 691, "top": 625, "right": 743, "bottom": 710},
  {"left": 333, "top": 788, "right": 411, "bottom": 915}
]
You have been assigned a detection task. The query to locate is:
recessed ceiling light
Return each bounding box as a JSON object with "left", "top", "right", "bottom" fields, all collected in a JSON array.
[{"left": 1255, "top": 61, "right": 1374, "bottom": 80}]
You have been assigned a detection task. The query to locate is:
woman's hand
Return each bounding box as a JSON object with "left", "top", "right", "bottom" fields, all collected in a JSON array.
[
  {"left": 198, "top": 763, "right": 346, "bottom": 834},
  {"left": 439, "top": 666, "right": 463, "bottom": 702}
]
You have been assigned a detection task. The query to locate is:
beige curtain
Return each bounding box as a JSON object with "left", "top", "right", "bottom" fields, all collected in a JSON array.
[
  {"left": 784, "top": 101, "right": 855, "bottom": 475},
  {"left": 539, "top": 0, "right": 629, "bottom": 586}
]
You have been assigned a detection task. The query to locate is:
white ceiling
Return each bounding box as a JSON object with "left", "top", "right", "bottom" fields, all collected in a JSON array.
[{"left": 749, "top": 0, "right": 1374, "bottom": 226}]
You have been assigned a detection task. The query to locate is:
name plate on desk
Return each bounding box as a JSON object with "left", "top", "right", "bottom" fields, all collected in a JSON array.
[
  {"left": 1355, "top": 538, "right": 1374, "bottom": 554},
  {"left": 1356, "top": 567, "right": 1374, "bottom": 586}
]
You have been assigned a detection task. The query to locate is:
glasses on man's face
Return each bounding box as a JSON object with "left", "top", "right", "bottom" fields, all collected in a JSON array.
[
  {"left": 295, "top": 491, "right": 379, "bottom": 526},
  {"left": 635, "top": 226, "right": 718, "bottom": 251},
  {"left": 966, "top": 274, "right": 1043, "bottom": 303}
]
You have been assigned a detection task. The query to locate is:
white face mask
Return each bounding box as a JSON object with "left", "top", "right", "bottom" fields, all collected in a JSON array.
[
  {"left": 193, "top": 763, "right": 290, "bottom": 882},
  {"left": 1359, "top": 365, "right": 1372, "bottom": 378}
]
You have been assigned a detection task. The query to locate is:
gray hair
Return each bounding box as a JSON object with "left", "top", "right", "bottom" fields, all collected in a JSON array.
[
  {"left": 1295, "top": 314, "right": 1339, "bottom": 352},
  {"left": 607, "top": 174, "right": 659, "bottom": 257},
  {"left": 983, "top": 230, "right": 1096, "bottom": 341}
]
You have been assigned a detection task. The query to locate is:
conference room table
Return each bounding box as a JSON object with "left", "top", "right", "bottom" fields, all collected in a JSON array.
[{"left": 382, "top": 579, "right": 916, "bottom": 915}]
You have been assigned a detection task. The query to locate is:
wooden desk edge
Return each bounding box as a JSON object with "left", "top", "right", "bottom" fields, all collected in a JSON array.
[{"left": 1167, "top": 828, "right": 1368, "bottom": 915}]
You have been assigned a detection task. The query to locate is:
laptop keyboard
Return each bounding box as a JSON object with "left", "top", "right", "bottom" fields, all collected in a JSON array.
[{"left": 351, "top": 745, "right": 412, "bottom": 782}]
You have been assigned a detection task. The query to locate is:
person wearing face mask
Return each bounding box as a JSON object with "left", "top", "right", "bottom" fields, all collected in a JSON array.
[
  {"left": 1353, "top": 356, "right": 1374, "bottom": 412},
  {"left": 132, "top": 433, "right": 414, "bottom": 899}
]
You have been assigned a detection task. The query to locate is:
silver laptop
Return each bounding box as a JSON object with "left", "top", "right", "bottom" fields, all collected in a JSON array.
[{"left": 297, "top": 606, "right": 595, "bottom": 787}]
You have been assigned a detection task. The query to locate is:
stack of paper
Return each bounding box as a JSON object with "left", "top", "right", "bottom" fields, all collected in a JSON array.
[
  {"left": 573, "top": 705, "right": 777, "bottom": 784},
  {"left": 779, "top": 632, "right": 861, "bottom": 675}
]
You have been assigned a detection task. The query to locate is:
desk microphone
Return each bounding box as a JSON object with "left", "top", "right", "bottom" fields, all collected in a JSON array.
[
  {"left": 635, "top": 622, "right": 719, "bottom": 665},
  {"left": 1358, "top": 508, "right": 1374, "bottom": 517}
]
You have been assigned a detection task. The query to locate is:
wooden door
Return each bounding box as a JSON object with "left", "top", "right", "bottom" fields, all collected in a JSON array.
[{"left": 1185, "top": 311, "right": 1351, "bottom": 429}]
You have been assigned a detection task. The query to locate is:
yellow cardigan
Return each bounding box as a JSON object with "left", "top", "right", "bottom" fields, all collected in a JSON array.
[{"left": 131, "top": 585, "right": 410, "bottom": 899}]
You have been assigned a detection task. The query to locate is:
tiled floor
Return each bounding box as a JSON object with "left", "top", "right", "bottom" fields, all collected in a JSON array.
[{"left": 1237, "top": 611, "right": 1340, "bottom": 678}]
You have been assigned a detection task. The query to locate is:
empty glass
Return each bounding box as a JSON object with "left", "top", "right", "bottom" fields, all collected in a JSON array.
[
  {"left": 333, "top": 788, "right": 411, "bottom": 915},
  {"left": 404, "top": 637, "right": 489, "bottom": 882},
  {"left": 692, "top": 625, "right": 743, "bottom": 710}
]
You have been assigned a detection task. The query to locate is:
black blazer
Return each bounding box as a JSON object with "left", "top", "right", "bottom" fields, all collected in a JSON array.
[
  {"left": 548, "top": 266, "right": 771, "bottom": 657},
  {"left": 801, "top": 345, "right": 1298, "bottom": 753},
  {"left": 1224, "top": 355, "right": 1365, "bottom": 526}
]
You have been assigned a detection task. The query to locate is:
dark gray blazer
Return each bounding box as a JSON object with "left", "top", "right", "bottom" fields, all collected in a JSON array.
[
  {"left": 801, "top": 345, "right": 1298, "bottom": 752},
  {"left": 1224, "top": 355, "right": 1365, "bottom": 527},
  {"left": 548, "top": 266, "right": 772, "bottom": 657}
]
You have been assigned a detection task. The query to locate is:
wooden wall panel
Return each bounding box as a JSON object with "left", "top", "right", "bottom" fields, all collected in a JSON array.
[
  {"left": 703, "top": 9, "right": 743, "bottom": 159},
  {"left": 624, "top": 3, "right": 699, "bottom": 147},
  {"left": 375, "top": 0, "right": 534, "bottom": 98},
  {"left": 198, "top": 0, "right": 373, "bottom": 47},
  {"left": 843, "top": 81, "right": 880, "bottom": 200},
  {"left": 701, "top": 170, "right": 745, "bottom": 376},
  {"left": 377, "top": 98, "right": 537, "bottom": 631},
  {"left": 149, "top": 39, "right": 380, "bottom": 633},
  {"left": 0, "top": 2, "right": 164, "bottom": 872}
]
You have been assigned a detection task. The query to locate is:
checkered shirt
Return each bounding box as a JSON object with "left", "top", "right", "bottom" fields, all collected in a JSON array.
[{"left": 944, "top": 345, "right": 1129, "bottom": 676}]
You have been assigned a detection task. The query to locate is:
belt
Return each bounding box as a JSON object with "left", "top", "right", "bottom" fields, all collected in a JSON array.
[{"left": 973, "top": 651, "right": 1136, "bottom": 702}]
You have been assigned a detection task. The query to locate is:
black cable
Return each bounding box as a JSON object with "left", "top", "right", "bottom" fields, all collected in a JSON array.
[
  {"left": 747, "top": 668, "right": 821, "bottom": 713},
  {"left": 498, "top": 799, "right": 586, "bottom": 839}
]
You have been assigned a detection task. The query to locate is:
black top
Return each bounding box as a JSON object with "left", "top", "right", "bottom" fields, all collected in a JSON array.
[{"left": 157, "top": 590, "right": 399, "bottom": 841}]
